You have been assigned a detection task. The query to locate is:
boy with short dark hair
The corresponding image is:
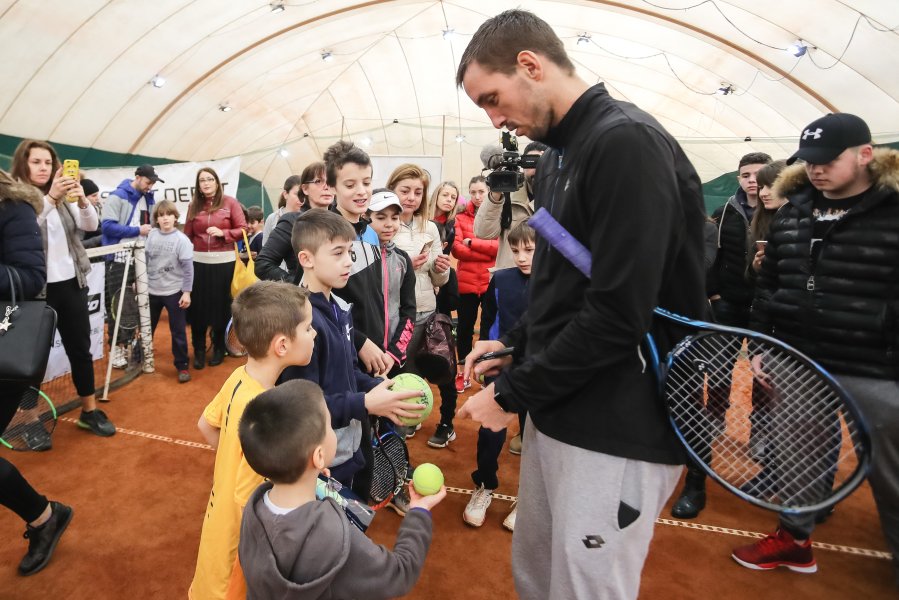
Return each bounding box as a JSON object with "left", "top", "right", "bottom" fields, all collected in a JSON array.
[
  {"left": 245, "top": 205, "right": 264, "bottom": 256},
  {"left": 281, "top": 209, "right": 424, "bottom": 487},
  {"left": 189, "top": 281, "right": 316, "bottom": 600},
  {"left": 238, "top": 379, "right": 445, "bottom": 599},
  {"left": 146, "top": 200, "right": 194, "bottom": 383},
  {"left": 464, "top": 219, "right": 534, "bottom": 530}
]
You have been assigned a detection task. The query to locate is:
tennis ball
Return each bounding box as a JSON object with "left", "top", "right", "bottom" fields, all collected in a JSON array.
[
  {"left": 412, "top": 463, "right": 444, "bottom": 496},
  {"left": 390, "top": 373, "right": 433, "bottom": 426}
]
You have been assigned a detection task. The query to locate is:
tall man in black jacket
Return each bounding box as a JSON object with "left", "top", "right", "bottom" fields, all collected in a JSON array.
[
  {"left": 455, "top": 10, "right": 706, "bottom": 599},
  {"left": 731, "top": 114, "right": 899, "bottom": 584}
]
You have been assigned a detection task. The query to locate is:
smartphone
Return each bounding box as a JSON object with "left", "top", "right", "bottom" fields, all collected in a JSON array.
[
  {"left": 755, "top": 240, "right": 767, "bottom": 252},
  {"left": 420, "top": 240, "right": 434, "bottom": 255},
  {"left": 475, "top": 347, "right": 516, "bottom": 363},
  {"left": 62, "top": 159, "right": 79, "bottom": 203}
]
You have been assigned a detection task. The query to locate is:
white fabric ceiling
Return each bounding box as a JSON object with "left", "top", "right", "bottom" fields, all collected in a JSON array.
[{"left": 2, "top": 0, "right": 898, "bottom": 201}]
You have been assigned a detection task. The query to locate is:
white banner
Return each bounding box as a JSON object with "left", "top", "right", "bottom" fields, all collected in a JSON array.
[
  {"left": 43, "top": 262, "right": 106, "bottom": 383},
  {"left": 83, "top": 157, "right": 242, "bottom": 223}
]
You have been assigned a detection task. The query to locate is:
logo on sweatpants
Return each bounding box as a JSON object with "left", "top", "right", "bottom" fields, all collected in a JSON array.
[{"left": 582, "top": 535, "right": 605, "bottom": 549}]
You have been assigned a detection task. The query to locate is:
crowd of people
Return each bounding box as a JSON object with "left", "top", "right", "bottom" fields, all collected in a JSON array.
[{"left": 0, "top": 8, "right": 896, "bottom": 599}]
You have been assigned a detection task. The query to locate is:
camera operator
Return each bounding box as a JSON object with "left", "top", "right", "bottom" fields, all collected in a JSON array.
[{"left": 474, "top": 140, "right": 546, "bottom": 271}]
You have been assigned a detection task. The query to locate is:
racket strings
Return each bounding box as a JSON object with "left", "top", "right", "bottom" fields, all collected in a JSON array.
[
  {"left": 666, "top": 332, "right": 865, "bottom": 510},
  {"left": 1, "top": 388, "right": 57, "bottom": 451}
]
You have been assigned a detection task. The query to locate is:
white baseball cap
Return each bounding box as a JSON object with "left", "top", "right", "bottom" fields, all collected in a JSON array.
[{"left": 369, "top": 190, "right": 402, "bottom": 213}]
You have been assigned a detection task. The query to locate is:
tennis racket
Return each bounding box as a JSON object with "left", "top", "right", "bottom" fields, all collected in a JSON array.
[
  {"left": 224, "top": 318, "right": 247, "bottom": 358},
  {"left": 529, "top": 207, "right": 871, "bottom": 515},
  {"left": 368, "top": 420, "right": 410, "bottom": 510},
  {"left": 0, "top": 387, "right": 57, "bottom": 452}
]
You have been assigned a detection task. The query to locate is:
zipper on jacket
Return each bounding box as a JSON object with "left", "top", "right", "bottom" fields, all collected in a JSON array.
[{"left": 381, "top": 246, "right": 389, "bottom": 350}]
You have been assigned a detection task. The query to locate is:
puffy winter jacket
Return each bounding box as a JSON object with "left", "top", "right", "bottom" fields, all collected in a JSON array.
[
  {"left": 452, "top": 202, "right": 498, "bottom": 295},
  {"left": 0, "top": 172, "right": 45, "bottom": 299},
  {"left": 709, "top": 190, "right": 755, "bottom": 307}
]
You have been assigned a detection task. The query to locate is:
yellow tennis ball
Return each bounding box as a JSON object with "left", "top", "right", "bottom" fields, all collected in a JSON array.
[
  {"left": 390, "top": 373, "right": 433, "bottom": 426},
  {"left": 412, "top": 463, "right": 444, "bottom": 496}
]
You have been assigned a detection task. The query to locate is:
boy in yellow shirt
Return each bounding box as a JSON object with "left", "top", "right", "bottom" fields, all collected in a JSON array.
[{"left": 189, "top": 281, "right": 316, "bottom": 600}]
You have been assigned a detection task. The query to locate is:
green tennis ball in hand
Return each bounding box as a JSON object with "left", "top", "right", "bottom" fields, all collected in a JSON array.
[
  {"left": 390, "top": 373, "right": 433, "bottom": 426},
  {"left": 412, "top": 463, "right": 444, "bottom": 496}
]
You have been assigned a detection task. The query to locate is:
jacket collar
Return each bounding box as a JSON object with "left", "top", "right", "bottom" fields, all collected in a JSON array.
[
  {"left": 543, "top": 83, "right": 610, "bottom": 151},
  {"left": 0, "top": 170, "right": 42, "bottom": 214}
]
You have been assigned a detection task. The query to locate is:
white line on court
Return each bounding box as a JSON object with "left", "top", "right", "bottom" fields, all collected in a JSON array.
[{"left": 71, "top": 418, "right": 891, "bottom": 561}]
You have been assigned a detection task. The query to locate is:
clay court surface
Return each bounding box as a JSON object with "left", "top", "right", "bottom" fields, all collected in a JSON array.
[{"left": 1, "top": 319, "right": 895, "bottom": 599}]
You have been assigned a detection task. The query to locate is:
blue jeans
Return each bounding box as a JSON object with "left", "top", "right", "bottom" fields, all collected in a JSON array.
[{"left": 150, "top": 292, "right": 189, "bottom": 371}]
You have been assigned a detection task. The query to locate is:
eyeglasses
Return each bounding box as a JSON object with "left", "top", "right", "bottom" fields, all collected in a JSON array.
[
  {"left": 198, "top": 177, "right": 217, "bottom": 183},
  {"left": 303, "top": 178, "right": 328, "bottom": 186}
]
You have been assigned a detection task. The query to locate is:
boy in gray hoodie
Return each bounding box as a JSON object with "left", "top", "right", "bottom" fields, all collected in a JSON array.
[{"left": 238, "top": 379, "right": 446, "bottom": 599}]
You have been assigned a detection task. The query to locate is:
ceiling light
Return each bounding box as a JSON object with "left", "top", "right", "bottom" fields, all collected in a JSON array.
[
  {"left": 270, "top": 1, "right": 285, "bottom": 13},
  {"left": 442, "top": 28, "right": 455, "bottom": 41},
  {"left": 716, "top": 83, "right": 734, "bottom": 96},
  {"left": 455, "top": 134, "right": 465, "bottom": 143},
  {"left": 218, "top": 103, "right": 231, "bottom": 112},
  {"left": 150, "top": 74, "right": 166, "bottom": 88},
  {"left": 787, "top": 40, "right": 808, "bottom": 57},
  {"left": 359, "top": 137, "right": 372, "bottom": 147},
  {"left": 278, "top": 148, "right": 289, "bottom": 157},
  {"left": 321, "top": 51, "right": 334, "bottom": 62},
  {"left": 577, "top": 33, "right": 591, "bottom": 47}
]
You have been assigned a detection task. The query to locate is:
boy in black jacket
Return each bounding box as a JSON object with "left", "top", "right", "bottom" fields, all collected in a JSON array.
[
  {"left": 279, "top": 210, "right": 424, "bottom": 487},
  {"left": 238, "top": 380, "right": 446, "bottom": 600}
]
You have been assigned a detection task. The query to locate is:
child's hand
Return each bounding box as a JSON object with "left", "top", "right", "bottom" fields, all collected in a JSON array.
[
  {"left": 408, "top": 484, "right": 447, "bottom": 511},
  {"left": 179, "top": 291, "right": 191, "bottom": 309},
  {"left": 433, "top": 254, "right": 450, "bottom": 273},
  {"left": 364, "top": 379, "right": 426, "bottom": 424},
  {"left": 359, "top": 339, "right": 388, "bottom": 375},
  {"left": 411, "top": 253, "right": 429, "bottom": 270},
  {"left": 378, "top": 353, "right": 395, "bottom": 378}
]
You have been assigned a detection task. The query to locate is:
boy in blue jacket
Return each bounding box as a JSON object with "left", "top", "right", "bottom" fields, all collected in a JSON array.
[{"left": 279, "top": 209, "right": 424, "bottom": 487}]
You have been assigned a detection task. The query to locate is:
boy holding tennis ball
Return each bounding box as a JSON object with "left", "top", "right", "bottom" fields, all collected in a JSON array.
[{"left": 238, "top": 380, "right": 446, "bottom": 599}]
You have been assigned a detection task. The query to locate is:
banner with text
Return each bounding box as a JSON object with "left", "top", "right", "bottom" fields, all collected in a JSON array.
[{"left": 83, "top": 157, "right": 241, "bottom": 223}]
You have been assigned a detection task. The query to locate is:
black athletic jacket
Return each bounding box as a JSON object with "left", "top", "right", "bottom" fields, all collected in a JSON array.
[
  {"left": 493, "top": 83, "right": 706, "bottom": 465},
  {"left": 710, "top": 190, "right": 755, "bottom": 306},
  {"left": 751, "top": 148, "right": 899, "bottom": 380}
]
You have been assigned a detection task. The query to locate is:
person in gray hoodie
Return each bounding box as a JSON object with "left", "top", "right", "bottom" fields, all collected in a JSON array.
[{"left": 238, "top": 380, "right": 446, "bottom": 600}]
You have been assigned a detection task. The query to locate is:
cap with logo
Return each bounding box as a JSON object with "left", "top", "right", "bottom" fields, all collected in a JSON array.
[
  {"left": 787, "top": 113, "right": 871, "bottom": 166},
  {"left": 135, "top": 164, "right": 165, "bottom": 183},
  {"left": 369, "top": 190, "right": 402, "bottom": 213}
]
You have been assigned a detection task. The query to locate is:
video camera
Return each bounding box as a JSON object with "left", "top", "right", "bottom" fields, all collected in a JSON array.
[{"left": 484, "top": 131, "right": 540, "bottom": 193}]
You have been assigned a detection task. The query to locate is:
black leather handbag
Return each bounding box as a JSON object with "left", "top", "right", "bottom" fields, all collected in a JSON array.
[{"left": 0, "top": 268, "right": 58, "bottom": 384}]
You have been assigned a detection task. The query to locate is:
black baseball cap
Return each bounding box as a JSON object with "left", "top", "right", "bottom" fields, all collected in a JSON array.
[
  {"left": 135, "top": 164, "right": 164, "bottom": 183},
  {"left": 787, "top": 113, "right": 871, "bottom": 166}
]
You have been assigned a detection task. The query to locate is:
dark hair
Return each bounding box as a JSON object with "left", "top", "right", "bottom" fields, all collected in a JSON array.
[
  {"left": 523, "top": 141, "right": 548, "bottom": 155},
  {"left": 323, "top": 140, "right": 371, "bottom": 188},
  {"left": 246, "top": 205, "right": 264, "bottom": 223},
  {"left": 238, "top": 380, "right": 328, "bottom": 484},
  {"left": 299, "top": 161, "right": 326, "bottom": 205},
  {"left": 749, "top": 160, "right": 788, "bottom": 248},
  {"left": 188, "top": 167, "right": 223, "bottom": 220},
  {"left": 291, "top": 207, "right": 356, "bottom": 257},
  {"left": 231, "top": 281, "right": 310, "bottom": 359},
  {"left": 738, "top": 152, "right": 772, "bottom": 169},
  {"left": 469, "top": 175, "right": 487, "bottom": 188},
  {"left": 11, "top": 139, "right": 60, "bottom": 195},
  {"left": 456, "top": 9, "right": 575, "bottom": 87},
  {"left": 152, "top": 199, "right": 180, "bottom": 225},
  {"left": 277, "top": 174, "right": 304, "bottom": 210},
  {"left": 507, "top": 218, "right": 535, "bottom": 247}
]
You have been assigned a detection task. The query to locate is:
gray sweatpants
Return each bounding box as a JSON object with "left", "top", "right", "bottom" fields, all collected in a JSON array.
[{"left": 512, "top": 416, "right": 682, "bottom": 600}]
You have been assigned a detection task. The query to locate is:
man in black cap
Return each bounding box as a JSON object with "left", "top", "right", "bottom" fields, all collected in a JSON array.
[
  {"left": 732, "top": 113, "right": 899, "bottom": 585},
  {"left": 100, "top": 164, "right": 164, "bottom": 367}
]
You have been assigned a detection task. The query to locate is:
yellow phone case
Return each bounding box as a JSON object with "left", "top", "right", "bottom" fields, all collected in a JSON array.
[{"left": 62, "top": 159, "right": 79, "bottom": 203}]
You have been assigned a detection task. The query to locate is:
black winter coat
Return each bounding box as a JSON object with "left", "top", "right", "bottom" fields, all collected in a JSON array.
[
  {"left": 0, "top": 174, "right": 46, "bottom": 300},
  {"left": 751, "top": 148, "right": 899, "bottom": 380},
  {"left": 710, "top": 190, "right": 755, "bottom": 307}
]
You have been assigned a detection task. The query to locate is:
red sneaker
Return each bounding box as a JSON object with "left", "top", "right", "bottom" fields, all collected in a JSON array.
[
  {"left": 454, "top": 371, "right": 469, "bottom": 393},
  {"left": 732, "top": 528, "right": 817, "bottom": 573}
]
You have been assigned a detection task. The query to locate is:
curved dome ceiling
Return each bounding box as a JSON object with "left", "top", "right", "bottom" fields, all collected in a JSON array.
[{"left": 2, "top": 0, "right": 898, "bottom": 198}]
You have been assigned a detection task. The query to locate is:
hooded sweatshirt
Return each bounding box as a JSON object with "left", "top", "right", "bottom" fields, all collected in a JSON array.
[
  {"left": 101, "top": 178, "right": 155, "bottom": 246},
  {"left": 239, "top": 482, "right": 432, "bottom": 600}
]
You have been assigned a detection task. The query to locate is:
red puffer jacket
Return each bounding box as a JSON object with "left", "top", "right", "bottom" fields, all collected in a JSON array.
[
  {"left": 452, "top": 202, "right": 498, "bottom": 295},
  {"left": 184, "top": 195, "right": 247, "bottom": 253}
]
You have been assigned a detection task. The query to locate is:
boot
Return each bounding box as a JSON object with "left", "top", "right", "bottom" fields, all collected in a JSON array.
[
  {"left": 671, "top": 469, "right": 707, "bottom": 519},
  {"left": 19, "top": 502, "right": 73, "bottom": 576}
]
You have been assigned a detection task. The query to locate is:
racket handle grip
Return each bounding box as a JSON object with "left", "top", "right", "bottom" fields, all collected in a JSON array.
[{"left": 530, "top": 208, "right": 592, "bottom": 278}]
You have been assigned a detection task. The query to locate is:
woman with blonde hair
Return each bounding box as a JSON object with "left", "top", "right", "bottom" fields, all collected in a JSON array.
[{"left": 184, "top": 167, "right": 246, "bottom": 368}]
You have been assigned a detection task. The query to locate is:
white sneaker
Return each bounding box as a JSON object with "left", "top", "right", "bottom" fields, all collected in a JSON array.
[
  {"left": 503, "top": 503, "right": 517, "bottom": 532},
  {"left": 463, "top": 484, "right": 493, "bottom": 527},
  {"left": 111, "top": 345, "right": 127, "bottom": 369}
]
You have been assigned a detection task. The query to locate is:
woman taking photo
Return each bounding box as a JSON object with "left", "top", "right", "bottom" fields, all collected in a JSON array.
[
  {"left": 11, "top": 139, "right": 115, "bottom": 438},
  {"left": 429, "top": 181, "right": 461, "bottom": 324},
  {"left": 184, "top": 167, "right": 246, "bottom": 369}
]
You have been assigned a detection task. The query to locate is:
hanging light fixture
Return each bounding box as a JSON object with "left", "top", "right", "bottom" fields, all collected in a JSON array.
[
  {"left": 321, "top": 50, "right": 334, "bottom": 62},
  {"left": 577, "top": 33, "right": 591, "bottom": 47},
  {"left": 270, "top": 1, "right": 285, "bottom": 13},
  {"left": 150, "top": 74, "right": 166, "bottom": 88},
  {"left": 278, "top": 148, "right": 289, "bottom": 157},
  {"left": 455, "top": 134, "right": 465, "bottom": 143},
  {"left": 716, "top": 83, "right": 735, "bottom": 96},
  {"left": 442, "top": 28, "right": 455, "bottom": 41},
  {"left": 786, "top": 40, "right": 808, "bottom": 57},
  {"left": 218, "top": 103, "right": 232, "bottom": 112}
]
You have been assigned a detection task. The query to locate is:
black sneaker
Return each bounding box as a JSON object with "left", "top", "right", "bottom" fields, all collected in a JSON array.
[
  {"left": 427, "top": 423, "right": 456, "bottom": 449},
  {"left": 193, "top": 351, "right": 205, "bottom": 370},
  {"left": 23, "top": 423, "right": 52, "bottom": 452},
  {"left": 208, "top": 347, "right": 225, "bottom": 367},
  {"left": 76, "top": 410, "right": 116, "bottom": 437},
  {"left": 19, "top": 501, "right": 73, "bottom": 576},
  {"left": 740, "top": 467, "right": 777, "bottom": 498}
]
